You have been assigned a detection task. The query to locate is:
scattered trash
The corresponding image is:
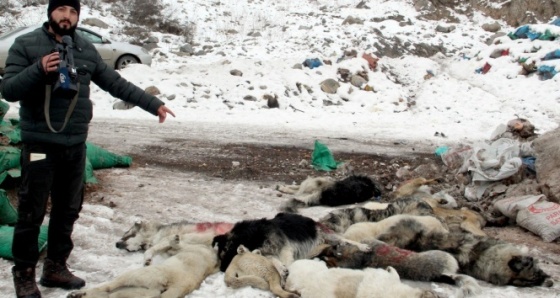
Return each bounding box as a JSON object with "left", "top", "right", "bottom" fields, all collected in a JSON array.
[
  {"left": 311, "top": 140, "right": 341, "bottom": 171},
  {"left": 434, "top": 146, "right": 449, "bottom": 156},
  {"left": 494, "top": 194, "right": 546, "bottom": 219},
  {"left": 361, "top": 53, "right": 379, "bottom": 71},
  {"left": 542, "top": 49, "right": 560, "bottom": 61},
  {"left": 537, "top": 65, "right": 558, "bottom": 80},
  {"left": 302, "top": 58, "right": 323, "bottom": 69},
  {"left": 522, "top": 156, "right": 536, "bottom": 173},
  {"left": 475, "top": 62, "right": 492, "bottom": 74},
  {"left": 517, "top": 201, "right": 560, "bottom": 242}
]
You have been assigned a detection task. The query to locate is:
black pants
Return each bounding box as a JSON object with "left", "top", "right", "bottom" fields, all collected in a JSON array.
[{"left": 13, "top": 142, "right": 86, "bottom": 269}]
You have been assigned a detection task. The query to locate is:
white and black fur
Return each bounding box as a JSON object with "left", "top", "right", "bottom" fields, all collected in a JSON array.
[
  {"left": 212, "top": 212, "right": 369, "bottom": 273},
  {"left": 319, "top": 197, "right": 434, "bottom": 233},
  {"left": 278, "top": 175, "right": 382, "bottom": 213},
  {"left": 213, "top": 213, "right": 320, "bottom": 272}
]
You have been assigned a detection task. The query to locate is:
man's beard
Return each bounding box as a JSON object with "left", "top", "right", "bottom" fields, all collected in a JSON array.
[{"left": 49, "top": 17, "right": 77, "bottom": 36}]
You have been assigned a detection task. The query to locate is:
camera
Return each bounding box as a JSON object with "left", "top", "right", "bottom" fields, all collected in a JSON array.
[{"left": 52, "top": 35, "right": 79, "bottom": 99}]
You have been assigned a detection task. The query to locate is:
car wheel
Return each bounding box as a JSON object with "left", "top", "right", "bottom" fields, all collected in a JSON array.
[{"left": 116, "top": 55, "right": 140, "bottom": 70}]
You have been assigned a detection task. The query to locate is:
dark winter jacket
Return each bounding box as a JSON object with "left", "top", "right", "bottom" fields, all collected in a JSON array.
[{"left": 0, "top": 22, "right": 164, "bottom": 146}]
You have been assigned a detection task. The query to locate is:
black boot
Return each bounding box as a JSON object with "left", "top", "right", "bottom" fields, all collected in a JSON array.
[
  {"left": 12, "top": 267, "right": 42, "bottom": 298},
  {"left": 39, "top": 259, "right": 85, "bottom": 290}
]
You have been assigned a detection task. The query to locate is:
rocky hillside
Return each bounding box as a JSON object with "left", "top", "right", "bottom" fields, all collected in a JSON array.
[{"left": 417, "top": 0, "right": 560, "bottom": 26}]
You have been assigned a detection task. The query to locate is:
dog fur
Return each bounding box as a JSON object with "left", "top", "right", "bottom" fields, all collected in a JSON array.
[
  {"left": 390, "top": 228, "right": 554, "bottom": 287},
  {"left": 315, "top": 240, "right": 481, "bottom": 297},
  {"left": 319, "top": 197, "right": 434, "bottom": 233},
  {"left": 115, "top": 220, "right": 233, "bottom": 252},
  {"left": 142, "top": 231, "right": 218, "bottom": 266},
  {"left": 320, "top": 196, "right": 486, "bottom": 237},
  {"left": 68, "top": 233, "right": 219, "bottom": 298},
  {"left": 277, "top": 175, "right": 382, "bottom": 212},
  {"left": 315, "top": 239, "right": 459, "bottom": 282},
  {"left": 392, "top": 177, "right": 439, "bottom": 199},
  {"left": 390, "top": 177, "right": 486, "bottom": 236},
  {"left": 416, "top": 196, "right": 487, "bottom": 236},
  {"left": 342, "top": 214, "right": 449, "bottom": 246},
  {"left": 225, "top": 245, "right": 299, "bottom": 298},
  {"left": 212, "top": 212, "right": 369, "bottom": 273},
  {"left": 334, "top": 195, "right": 551, "bottom": 288},
  {"left": 285, "top": 259, "right": 437, "bottom": 298}
]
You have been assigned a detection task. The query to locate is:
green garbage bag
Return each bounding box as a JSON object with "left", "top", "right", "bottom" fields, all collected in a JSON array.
[
  {"left": 0, "top": 119, "right": 21, "bottom": 145},
  {"left": 84, "top": 157, "right": 98, "bottom": 184},
  {"left": 86, "top": 142, "right": 132, "bottom": 169},
  {"left": 0, "top": 225, "right": 48, "bottom": 260},
  {"left": 0, "top": 100, "right": 10, "bottom": 122},
  {"left": 0, "top": 146, "right": 20, "bottom": 172},
  {"left": 0, "top": 168, "right": 20, "bottom": 186},
  {"left": 0, "top": 189, "right": 17, "bottom": 225},
  {"left": 311, "top": 140, "right": 341, "bottom": 171}
]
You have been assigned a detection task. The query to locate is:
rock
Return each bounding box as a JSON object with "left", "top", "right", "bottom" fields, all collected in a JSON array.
[
  {"left": 81, "top": 18, "right": 109, "bottom": 29},
  {"left": 350, "top": 75, "right": 368, "bottom": 88},
  {"left": 435, "top": 24, "right": 456, "bottom": 33},
  {"left": 142, "top": 43, "right": 158, "bottom": 51},
  {"left": 179, "top": 44, "right": 195, "bottom": 55},
  {"left": 230, "top": 69, "right": 243, "bottom": 77},
  {"left": 534, "top": 127, "right": 560, "bottom": 203},
  {"left": 144, "top": 86, "right": 160, "bottom": 96},
  {"left": 482, "top": 22, "right": 501, "bottom": 33},
  {"left": 145, "top": 36, "right": 159, "bottom": 43},
  {"left": 113, "top": 101, "right": 135, "bottom": 110},
  {"left": 486, "top": 32, "right": 507, "bottom": 45},
  {"left": 342, "top": 16, "right": 364, "bottom": 25},
  {"left": 320, "top": 79, "right": 340, "bottom": 94},
  {"left": 243, "top": 95, "right": 257, "bottom": 101}
]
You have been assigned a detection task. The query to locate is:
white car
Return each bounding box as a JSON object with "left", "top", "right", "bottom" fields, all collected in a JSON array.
[{"left": 0, "top": 25, "right": 152, "bottom": 76}]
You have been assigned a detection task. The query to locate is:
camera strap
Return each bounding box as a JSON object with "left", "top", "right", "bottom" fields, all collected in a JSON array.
[{"left": 44, "top": 84, "right": 80, "bottom": 133}]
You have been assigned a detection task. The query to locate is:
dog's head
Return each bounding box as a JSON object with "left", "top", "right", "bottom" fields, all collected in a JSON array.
[
  {"left": 314, "top": 243, "right": 365, "bottom": 268},
  {"left": 507, "top": 255, "right": 553, "bottom": 287},
  {"left": 212, "top": 217, "right": 275, "bottom": 272},
  {"left": 212, "top": 234, "right": 229, "bottom": 259},
  {"left": 212, "top": 232, "right": 249, "bottom": 272},
  {"left": 115, "top": 220, "right": 161, "bottom": 252}
]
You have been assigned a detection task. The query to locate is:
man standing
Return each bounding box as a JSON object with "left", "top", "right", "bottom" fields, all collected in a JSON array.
[{"left": 0, "top": 1, "right": 175, "bottom": 297}]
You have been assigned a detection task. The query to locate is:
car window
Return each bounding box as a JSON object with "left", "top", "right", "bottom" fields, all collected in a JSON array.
[
  {"left": 0, "top": 27, "right": 31, "bottom": 40},
  {"left": 76, "top": 29, "right": 103, "bottom": 44}
]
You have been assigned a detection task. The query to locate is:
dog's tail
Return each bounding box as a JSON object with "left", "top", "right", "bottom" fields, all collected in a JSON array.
[{"left": 279, "top": 198, "right": 307, "bottom": 213}]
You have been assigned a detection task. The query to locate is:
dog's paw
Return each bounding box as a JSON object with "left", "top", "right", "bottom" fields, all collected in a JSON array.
[
  {"left": 279, "top": 268, "right": 289, "bottom": 287},
  {"left": 356, "top": 243, "right": 372, "bottom": 252},
  {"left": 144, "top": 258, "right": 152, "bottom": 266},
  {"left": 67, "top": 291, "right": 86, "bottom": 298},
  {"left": 271, "top": 260, "right": 289, "bottom": 287},
  {"left": 385, "top": 266, "right": 397, "bottom": 274},
  {"left": 542, "top": 277, "right": 554, "bottom": 287}
]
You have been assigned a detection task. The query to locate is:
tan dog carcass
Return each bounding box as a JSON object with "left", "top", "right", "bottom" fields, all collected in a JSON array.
[
  {"left": 225, "top": 245, "right": 299, "bottom": 298},
  {"left": 68, "top": 233, "right": 219, "bottom": 298}
]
